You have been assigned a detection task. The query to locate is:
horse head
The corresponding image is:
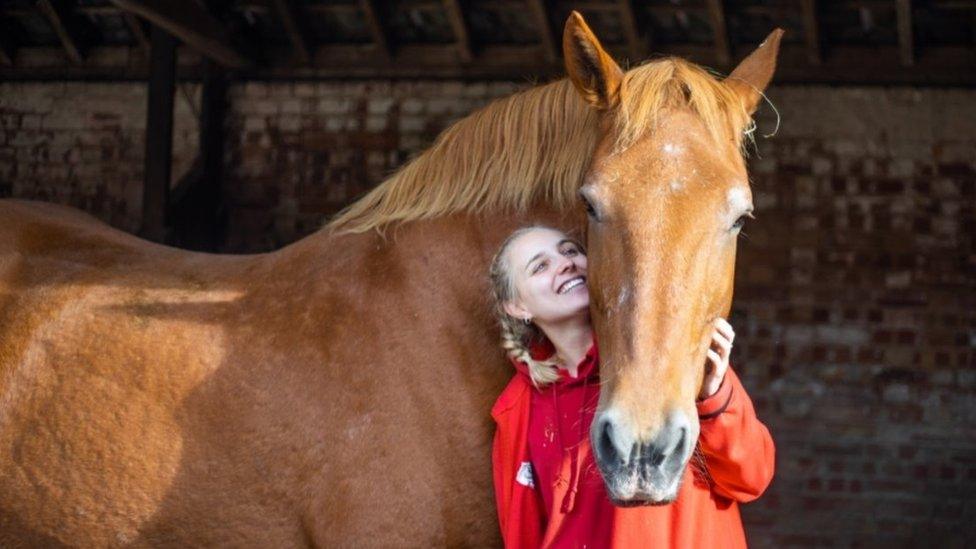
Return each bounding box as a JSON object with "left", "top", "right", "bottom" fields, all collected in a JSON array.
[{"left": 562, "top": 12, "right": 782, "bottom": 505}]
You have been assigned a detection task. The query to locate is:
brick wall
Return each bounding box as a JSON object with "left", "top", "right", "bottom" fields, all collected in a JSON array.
[
  {"left": 0, "top": 82, "right": 199, "bottom": 234},
  {"left": 738, "top": 88, "right": 975, "bottom": 546},
  {"left": 1, "top": 80, "right": 974, "bottom": 546},
  {"left": 220, "top": 80, "right": 518, "bottom": 250}
]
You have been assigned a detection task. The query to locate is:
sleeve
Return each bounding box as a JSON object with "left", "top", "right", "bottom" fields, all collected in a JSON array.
[
  {"left": 695, "top": 365, "right": 775, "bottom": 503},
  {"left": 491, "top": 382, "right": 546, "bottom": 548},
  {"left": 492, "top": 422, "right": 518, "bottom": 537}
]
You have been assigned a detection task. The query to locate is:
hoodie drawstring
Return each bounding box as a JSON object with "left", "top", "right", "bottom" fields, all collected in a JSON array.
[{"left": 551, "top": 375, "right": 590, "bottom": 514}]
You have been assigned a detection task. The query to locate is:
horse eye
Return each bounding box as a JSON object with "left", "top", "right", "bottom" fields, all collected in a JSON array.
[
  {"left": 732, "top": 212, "right": 754, "bottom": 231},
  {"left": 579, "top": 191, "right": 598, "bottom": 220}
]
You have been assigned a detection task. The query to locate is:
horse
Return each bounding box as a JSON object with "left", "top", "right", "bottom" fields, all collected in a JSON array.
[{"left": 0, "top": 12, "right": 781, "bottom": 547}]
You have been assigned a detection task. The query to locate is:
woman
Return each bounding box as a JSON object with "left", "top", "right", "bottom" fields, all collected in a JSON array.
[{"left": 488, "top": 225, "right": 775, "bottom": 548}]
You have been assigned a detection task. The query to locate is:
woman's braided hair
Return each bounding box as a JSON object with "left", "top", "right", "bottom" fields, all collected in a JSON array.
[{"left": 489, "top": 225, "right": 582, "bottom": 387}]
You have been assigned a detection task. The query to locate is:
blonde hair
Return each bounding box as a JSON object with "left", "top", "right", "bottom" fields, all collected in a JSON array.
[
  {"left": 488, "top": 225, "right": 585, "bottom": 387},
  {"left": 326, "top": 57, "right": 754, "bottom": 235}
]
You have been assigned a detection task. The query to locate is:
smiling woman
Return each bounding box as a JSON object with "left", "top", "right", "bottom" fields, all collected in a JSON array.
[
  {"left": 489, "top": 226, "right": 591, "bottom": 385},
  {"left": 487, "top": 225, "right": 775, "bottom": 548}
]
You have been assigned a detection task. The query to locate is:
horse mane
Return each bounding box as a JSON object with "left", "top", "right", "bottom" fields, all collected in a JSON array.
[{"left": 327, "top": 57, "right": 753, "bottom": 235}]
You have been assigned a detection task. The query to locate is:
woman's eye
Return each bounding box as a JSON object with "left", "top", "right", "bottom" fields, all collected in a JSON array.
[
  {"left": 533, "top": 262, "right": 547, "bottom": 274},
  {"left": 563, "top": 248, "right": 578, "bottom": 257}
]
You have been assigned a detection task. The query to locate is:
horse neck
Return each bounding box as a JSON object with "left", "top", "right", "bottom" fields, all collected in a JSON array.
[{"left": 273, "top": 211, "right": 578, "bottom": 379}]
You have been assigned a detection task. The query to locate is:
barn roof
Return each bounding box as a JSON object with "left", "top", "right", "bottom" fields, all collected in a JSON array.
[{"left": 1, "top": 0, "right": 973, "bottom": 85}]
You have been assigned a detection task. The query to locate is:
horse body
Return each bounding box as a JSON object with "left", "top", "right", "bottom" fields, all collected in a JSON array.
[
  {"left": 0, "top": 11, "right": 783, "bottom": 544},
  {"left": 1, "top": 199, "right": 549, "bottom": 546}
]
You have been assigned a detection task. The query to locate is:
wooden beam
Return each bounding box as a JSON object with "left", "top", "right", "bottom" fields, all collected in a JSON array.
[
  {"left": 896, "top": 0, "right": 914, "bottom": 66},
  {"left": 271, "top": 0, "right": 311, "bottom": 65},
  {"left": 800, "top": 0, "right": 821, "bottom": 65},
  {"left": 527, "top": 0, "right": 558, "bottom": 62},
  {"left": 75, "top": 6, "right": 125, "bottom": 16},
  {"left": 3, "top": 43, "right": 976, "bottom": 85},
  {"left": 36, "top": 0, "right": 84, "bottom": 63},
  {"left": 123, "top": 13, "right": 150, "bottom": 54},
  {"left": 441, "top": 0, "right": 472, "bottom": 62},
  {"left": 358, "top": 0, "right": 391, "bottom": 58},
  {"left": 109, "top": 0, "right": 249, "bottom": 68},
  {"left": 618, "top": 0, "right": 646, "bottom": 62},
  {"left": 0, "top": 35, "right": 14, "bottom": 66},
  {"left": 705, "top": 0, "right": 731, "bottom": 66},
  {"left": 142, "top": 24, "right": 177, "bottom": 243},
  {"left": 170, "top": 59, "right": 227, "bottom": 251}
]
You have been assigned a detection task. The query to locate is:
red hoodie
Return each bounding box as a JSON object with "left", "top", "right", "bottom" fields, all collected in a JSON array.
[{"left": 491, "top": 340, "right": 775, "bottom": 548}]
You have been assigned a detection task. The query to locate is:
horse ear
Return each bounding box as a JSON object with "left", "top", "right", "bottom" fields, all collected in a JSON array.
[
  {"left": 563, "top": 11, "right": 623, "bottom": 110},
  {"left": 725, "top": 28, "right": 785, "bottom": 114}
]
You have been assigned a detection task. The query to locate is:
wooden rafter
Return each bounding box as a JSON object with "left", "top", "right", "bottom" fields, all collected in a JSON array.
[
  {"left": 109, "top": 0, "right": 249, "bottom": 68},
  {"left": 358, "top": 0, "right": 391, "bottom": 58},
  {"left": 271, "top": 0, "right": 311, "bottom": 65},
  {"left": 441, "top": 0, "right": 472, "bottom": 62},
  {"left": 800, "top": 0, "right": 821, "bottom": 65},
  {"left": 36, "top": 0, "right": 84, "bottom": 63},
  {"left": 3, "top": 43, "right": 976, "bottom": 85},
  {"left": 123, "top": 13, "right": 150, "bottom": 54},
  {"left": 896, "top": 0, "right": 914, "bottom": 66},
  {"left": 527, "top": 0, "right": 558, "bottom": 62},
  {"left": 74, "top": 6, "right": 116, "bottom": 15},
  {"left": 617, "top": 0, "right": 646, "bottom": 62},
  {"left": 705, "top": 0, "right": 731, "bottom": 66}
]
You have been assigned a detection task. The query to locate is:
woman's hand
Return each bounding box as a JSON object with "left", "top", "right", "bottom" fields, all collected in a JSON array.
[{"left": 699, "top": 318, "right": 734, "bottom": 400}]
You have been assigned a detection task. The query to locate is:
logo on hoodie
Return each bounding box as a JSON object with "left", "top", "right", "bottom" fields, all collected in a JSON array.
[{"left": 516, "top": 461, "right": 535, "bottom": 488}]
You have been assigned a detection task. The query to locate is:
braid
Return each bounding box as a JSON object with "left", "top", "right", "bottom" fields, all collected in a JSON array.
[{"left": 499, "top": 316, "right": 561, "bottom": 387}]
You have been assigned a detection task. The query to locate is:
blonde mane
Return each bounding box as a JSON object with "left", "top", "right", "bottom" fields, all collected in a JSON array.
[{"left": 327, "top": 57, "right": 753, "bottom": 235}]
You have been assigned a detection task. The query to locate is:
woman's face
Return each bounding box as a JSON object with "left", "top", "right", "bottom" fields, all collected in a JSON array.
[{"left": 503, "top": 228, "right": 589, "bottom": 325}]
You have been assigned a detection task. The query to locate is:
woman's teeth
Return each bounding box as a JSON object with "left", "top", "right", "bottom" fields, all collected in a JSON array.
[{"left": 558, "top": 277, "right": 585, "bottom": 294}]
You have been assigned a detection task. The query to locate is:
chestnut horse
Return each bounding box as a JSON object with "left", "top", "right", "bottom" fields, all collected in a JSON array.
[{"left": 0, "top": 13, "right": 781, "bottom": 547}]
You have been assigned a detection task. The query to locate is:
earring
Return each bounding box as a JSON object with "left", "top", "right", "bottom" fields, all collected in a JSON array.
[{"left": 523, "top": 317, "right": 532, "bottom": 325}]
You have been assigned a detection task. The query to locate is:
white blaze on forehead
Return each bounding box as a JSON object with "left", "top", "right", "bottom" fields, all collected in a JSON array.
[
  {"left": 662, "top": 143, "right": 682, "bottom": 155},
  {"left": 726, "top": 186, "right": 750, "bottom": 213}
]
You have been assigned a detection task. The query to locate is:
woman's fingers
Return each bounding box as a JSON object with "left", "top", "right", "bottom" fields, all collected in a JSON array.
[
  {"left": 714, "top": 317, "right": 735, "bottom": 343},
  {"left": 702, "top": 319, "right": 735, "bottom": 399},
  {"left": 706, "top": 348, "right": 721, "bottom": 367},
  {"left": 711, "top": 329, "right": 732, "bottom": 358}
]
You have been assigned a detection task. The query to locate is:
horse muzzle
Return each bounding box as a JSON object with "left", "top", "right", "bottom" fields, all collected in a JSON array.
[{"left": 590, "top": 409, "right": 695, "bottom": 505}]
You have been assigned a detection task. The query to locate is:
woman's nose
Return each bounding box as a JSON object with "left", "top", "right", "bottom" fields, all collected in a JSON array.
[{"left": 557, "top": 258, "right": 576, "bottom": 274}]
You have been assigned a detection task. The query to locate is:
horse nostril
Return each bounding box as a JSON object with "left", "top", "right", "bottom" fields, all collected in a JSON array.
[
  {"left": 651, "top": 447, "right": 665, "bottom": 467},
  {"left": 674, "top": 428, "right": 687, "bottom": 456},
  {"left": 597, "top": 418, "right": 619, "bottom": 465}
]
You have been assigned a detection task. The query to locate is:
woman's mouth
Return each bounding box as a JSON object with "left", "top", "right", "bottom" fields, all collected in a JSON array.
[{"left": 557, "top": 276, "right": 586, "bottom": 294}]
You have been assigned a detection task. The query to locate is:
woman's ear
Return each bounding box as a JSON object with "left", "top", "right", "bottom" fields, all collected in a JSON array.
[
  {"left": 503, "top": 300, "right": 531, "bottom": 323},
  {"left": 563, "top": 10, "right": 623, "bottom": 110}
]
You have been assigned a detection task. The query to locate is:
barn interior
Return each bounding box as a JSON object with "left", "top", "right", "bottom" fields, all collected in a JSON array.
[{"left": 1, "top": 0, "right": 974, "bottom": 545}]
